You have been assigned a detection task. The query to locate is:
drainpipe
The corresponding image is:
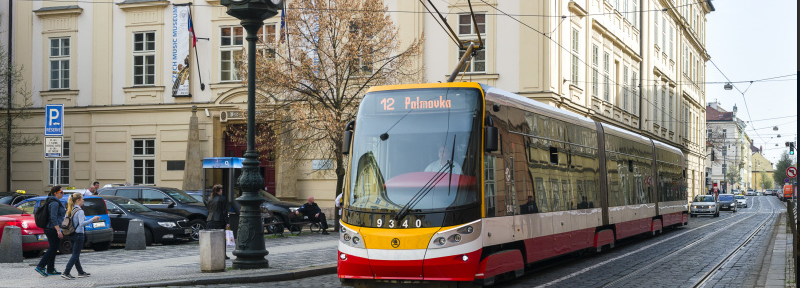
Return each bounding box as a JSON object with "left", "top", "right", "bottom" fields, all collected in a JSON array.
[
  {"left": 637, "top": 0, "right": 643, "bottom": 131},
  {"left": 6, "top": 0, "right": 12, "bottom": 192}
]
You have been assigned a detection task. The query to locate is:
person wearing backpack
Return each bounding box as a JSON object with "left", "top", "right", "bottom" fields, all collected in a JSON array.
[
  {"left": 61, "top": 193, "right": 99, "bottom": 280},
  {"left": 34, "top": 186, "right": 66, "bottom": 277}
]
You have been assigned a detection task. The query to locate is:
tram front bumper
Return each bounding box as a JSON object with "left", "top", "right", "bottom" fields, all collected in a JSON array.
[{"left": 337, "top": 247, "right": 482, "bottom": 281}]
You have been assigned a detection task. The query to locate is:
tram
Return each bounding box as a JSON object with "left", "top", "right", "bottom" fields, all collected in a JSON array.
[{"left": 337, "top": 82, "right": 688, "bottom": 285}]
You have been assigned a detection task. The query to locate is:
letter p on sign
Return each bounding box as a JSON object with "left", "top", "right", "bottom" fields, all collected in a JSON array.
[{"left": 44, "top": 104, "right": 64, "bottom": 136}]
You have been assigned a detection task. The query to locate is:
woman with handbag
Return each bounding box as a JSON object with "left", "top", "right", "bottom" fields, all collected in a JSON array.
[
  {"left": 61, "top": 193, "right": 99, "bottom": 280},
  {"left": 206, "top": 184, "right": 230, "bottom": 259}
]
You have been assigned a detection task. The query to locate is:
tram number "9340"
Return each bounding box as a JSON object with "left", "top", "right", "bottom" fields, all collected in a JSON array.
[{"left": 376, "top": 218, "right": 422, "bottom": 228}]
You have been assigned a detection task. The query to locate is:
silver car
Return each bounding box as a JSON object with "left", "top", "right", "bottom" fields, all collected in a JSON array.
[
  {"left": 690, "top": 195, "right": 719, "bottom": 217},
  {"left": 734, "top": 195, "right": 747, "bottom": 208}
]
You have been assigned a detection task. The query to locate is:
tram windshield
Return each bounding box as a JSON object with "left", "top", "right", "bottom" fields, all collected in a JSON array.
[{"left": 348, "top": 88, "right": 482, "bottom": 213}]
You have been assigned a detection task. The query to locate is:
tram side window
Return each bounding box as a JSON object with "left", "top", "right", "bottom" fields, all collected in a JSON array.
[
  {"left": 562, "top": 180, "right": 572, "bottom": 210},
  {"left": 586, "top": 180, "right": 596, "bottom": 208},
  {"left": 484, "top": 155, "right": 497, "bottom": 216},
  {"left": 550, "top": 178, "right": 560, "bottom": 211},
  {"left": 535, "top": 177, "right": 549, "bottom": 213}
]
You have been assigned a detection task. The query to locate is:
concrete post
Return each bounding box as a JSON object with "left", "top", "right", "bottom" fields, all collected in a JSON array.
[
  {"left": 0, "top": 226, "right": 23, "bottom": 263},
  {"left": 200, "top": 230, "right": 225, "bottom": 272},
  {"left": 125, "top": 219, "right": 146, "bottom": 250}
]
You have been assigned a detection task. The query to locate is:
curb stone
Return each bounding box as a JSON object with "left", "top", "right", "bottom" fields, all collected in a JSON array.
[{"left": 96, "top": 264, "right": 337, "bottom": 288}]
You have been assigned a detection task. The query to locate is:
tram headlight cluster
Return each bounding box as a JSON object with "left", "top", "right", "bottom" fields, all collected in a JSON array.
[
  {"left": 340, "top": 222, "right": 366, "bottom": 248},
  {"left": 428, "top": 220, "right": 482, "bottom": 249}
]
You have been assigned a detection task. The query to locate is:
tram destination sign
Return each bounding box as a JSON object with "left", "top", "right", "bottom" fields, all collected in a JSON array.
[{"left": 371, "top": 89, "right": 478, "bottom": 113}]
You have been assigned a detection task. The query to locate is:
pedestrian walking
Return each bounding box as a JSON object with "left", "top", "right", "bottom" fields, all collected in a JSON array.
[
  {"left": 206, "top": 184, "right": 230, "bottom": 259},
  {"left": 34, "top": 186, "right": 66, "bottom": 277},
  {"left": 82, "top": 181, "right": 100, "bottom": 196},
  {"left": 61, "top": 193, "right": 100, "bottom": 280}
]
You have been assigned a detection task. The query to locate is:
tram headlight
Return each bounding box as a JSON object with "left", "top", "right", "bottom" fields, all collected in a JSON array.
[
  {"left": 340, "top": 226, "right": 346, "bottom": 233},
  {"left": 343, "top": 234, "right": 351, "bottom": 242},
  {"left": 448, "top": 234, "right": 462, "bottom": 243},
  {"left": 340, "top": 253, "right": 347, "bottom": 260},
  {"left": 462, "top": 255, "right": 469, "bottom": 262},
  {"left": 352, "top": 237, "right": 360, "bottom": 245},
  {"left": 434, "top": 237, "right": 446, "bottom": 246},
  {"left": 457, "top": 225, "right": 474, "bottom": 234}
]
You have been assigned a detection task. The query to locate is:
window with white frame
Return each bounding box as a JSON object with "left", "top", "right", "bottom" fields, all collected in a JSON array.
[
  {"left": 632, "top": 0, "right": 638, "bottom": 28},
  {"left": 48, "top": 141, "right": 70, "bottom": 186},
  {"left": 623, "top": 66, "right": 628, "bottom": 112},
  {"left": 220, "top": 26, "right": 244, "bottom": 82},
  {"left": 571, "top": 28, "right": 579, "bottom": 85},
  {"left": 684, "top": 104, "right": 689, "bottom": 139},
  {"left": 623, "top": 0, "right": 628, "bottom": 22},
  {"left": 668, "top": 92, "right": 673, "bottom": 131},
  {"left": 258, "top": 23, "right": 278, "bottom": 61},
  {"left": 662, "top": 18, "right": 666, "bottom": 53},
  {"left": 592, "top": 45, "right": 598, "bottom": 97},
  {"left": 603, "top": 52, "right": 610, "bottom": 101},
  {"left": 133, "top": 139, "right": 155, "bottom": 185},
  {"left": 661, "top": 86, "right": 666, "bottom": 128},
  {"left": 654, "top": 11, "right": 659, "bottom": 47},
  {"left": 632, "top": 71, "right": 638, "bottom": 116},
  {"left": 653, "top": 84, "right": 659, "bottom": 125},
  {"left": 457, "top": 13, "right": 486, "bottom": 73},
  {"left": 669, "top": 26, "right": 673, "bottom": 61},
  {"left": 133, "top": 32, "right": 156, "bottom": 86},
  {"left": 684, "top": 45, "right": 688, "bottom": 76},
  {"left": 49, "top": 37, "right": 70, "bottom": 90}
]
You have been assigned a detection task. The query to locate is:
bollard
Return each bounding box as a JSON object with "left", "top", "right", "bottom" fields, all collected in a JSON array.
[
  {"left": 200, "top": 230, "right": 225, "bottom": 272},
  {"left": 0, "top": 226, "right": 23, "bottom": 263},
  {"left": 125, "top": 219, "right": 146, "bottom": 250}
]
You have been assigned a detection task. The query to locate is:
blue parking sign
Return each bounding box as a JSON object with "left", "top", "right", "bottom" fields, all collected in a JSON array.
[{"left": 45, "top": 104, "right": 64, "bottom": 136}]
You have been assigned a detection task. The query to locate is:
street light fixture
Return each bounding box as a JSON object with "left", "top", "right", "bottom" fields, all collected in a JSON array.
[
  {"left": 724, "top": 83, "right": 733, "bottom": 90},
  {"left": 219, "top": 0, "right": 283, "bottom": 270}
]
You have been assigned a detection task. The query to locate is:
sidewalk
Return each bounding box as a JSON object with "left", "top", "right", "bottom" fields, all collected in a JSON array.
[
  {"left": 759, "top": 209, "right": 796, "bottom": 288},
  {"left": 0, "top": 231, "right": 339, "bottom": 288}
]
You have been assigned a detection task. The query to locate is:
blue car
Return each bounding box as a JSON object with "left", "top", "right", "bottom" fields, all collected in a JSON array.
[{"left": 15, "top": 195, "right": 113, "bottom": 254}]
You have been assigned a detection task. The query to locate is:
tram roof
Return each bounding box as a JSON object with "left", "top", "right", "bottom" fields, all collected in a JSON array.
[{"left": 481, "top": 85, "right": 597, "bottom": 130}]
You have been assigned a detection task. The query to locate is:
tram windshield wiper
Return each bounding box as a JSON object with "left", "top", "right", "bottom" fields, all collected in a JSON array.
[{"left": 394, "top": 140, "right": 458, "bottom": 220}]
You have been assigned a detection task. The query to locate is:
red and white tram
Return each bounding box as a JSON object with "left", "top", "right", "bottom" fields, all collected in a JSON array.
[{"left": 338, "top": 82, "right": 688, "bottom": 285}]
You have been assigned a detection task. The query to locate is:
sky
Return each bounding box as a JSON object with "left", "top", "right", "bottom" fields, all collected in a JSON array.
[{"left": 705, "top": 0, "right": 798, "bottom": 166}]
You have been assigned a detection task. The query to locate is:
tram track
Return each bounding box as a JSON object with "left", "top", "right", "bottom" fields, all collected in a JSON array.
[
  {"left": 690, "top": 197, "right": 777, "bottom": 288},
  {"left": 534, "top": 196, "right": 777, "bottom": 288}
]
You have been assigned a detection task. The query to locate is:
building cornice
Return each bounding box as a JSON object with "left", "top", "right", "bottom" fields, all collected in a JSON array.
[
  {"left": 117, "top": 0, "right": 170, "bottom": 11},
  {"left": 34, "top": 6, "right": 83, "bottom": 18},
  {"left": 591, "top": 19, "right": 642, "bottom": 62}
]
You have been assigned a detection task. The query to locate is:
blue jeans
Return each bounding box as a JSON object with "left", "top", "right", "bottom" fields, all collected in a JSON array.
[
  {"left": 63, "top": 233, "right": 85, "bottom": 275},
  {"left": 36, "top": 228, "right": 60, "bottom": 273}
]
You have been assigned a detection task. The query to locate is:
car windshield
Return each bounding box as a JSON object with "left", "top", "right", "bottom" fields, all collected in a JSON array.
[
  {"left": 719, "top": 195, "right": 734, "bottom": 201},
  {"left": 161, "top": 188, "right": 199, "bottom": 204},
  {"left": 735, "top": 195, "right": 745, "bottom": 199},
  {"left": 260, "top": 191, "right": 281, "bottom": 202},
  {"left": 0, "top": 204, "right": 24, "bottom": 215},
  {"left": 112, "top": 198, "right": 152, "bottom": 213},
  {"left": 694, "top": 195, "right": 715, "bottom": 202}
]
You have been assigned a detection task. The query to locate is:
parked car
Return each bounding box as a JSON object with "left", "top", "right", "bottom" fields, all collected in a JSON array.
[
  {"left": 745, "top": 189, "right": 755, "bottom": 196},
  {"left": 718, "top": 194, "right": 738, "bottom": 212},
  {"left": 0, "top": 204, "right": 49, "bottom": 257},
  {"left": 98, "top": 186, "right": 207, "bottom": 241},
  {"left": 258, "top": 190, "right": 304, "bottom": 234},
  {"left": 15, "top": 195, "right": 113, "bottom": 254},
  {"left": 0, "top": 191, "right": 40, "bottom": 206},
  {"left": 734, "top": 195, "right": 747, "bottom": 208},
  {"left": 764, "top": 189, "right": 775, "bottom": 196},
  {"left": 185, "top": 192, "right": 205, "bottom": 203},
  {"left": 99, "top": 195, "right": 193, "bottom": 245},
  {"left": 690, "top": 195, "right": 719, "bottom": 217}
]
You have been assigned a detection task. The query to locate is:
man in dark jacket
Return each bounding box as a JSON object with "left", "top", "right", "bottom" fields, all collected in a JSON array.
[
  {"left": 296, "top": 196, "right": 329, "bottom": 234},
  {"left": 34, "top": 186, "right": 66, "bottom": 277}
]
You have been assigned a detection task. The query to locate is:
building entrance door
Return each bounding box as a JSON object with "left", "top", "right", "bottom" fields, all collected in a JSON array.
[{"left": 224, "top": 125, "right": 277, "bottom": 195}]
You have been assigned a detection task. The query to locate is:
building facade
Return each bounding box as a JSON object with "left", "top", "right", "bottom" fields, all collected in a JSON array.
[
  {"left": 751, "top": 152, "right": 775, "bottom": 191},
  {"left": 0, "top": 0, "right": 713, "bottom": 204},
  {"left": 705, "top": 102, "right": 750, "bottom": 192}
]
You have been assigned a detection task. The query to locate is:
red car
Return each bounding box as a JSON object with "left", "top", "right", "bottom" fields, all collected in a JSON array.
[{"left": 0, "top": 204, "right": 49, "bottom": 257}]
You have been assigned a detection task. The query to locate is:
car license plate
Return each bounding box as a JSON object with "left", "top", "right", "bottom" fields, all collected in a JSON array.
[
  {"left": 37, "top": 234, "right": 46, "bottom": 241},
  {"left": 185, "top": 228, "right": 192, "bottom": 234},
  {"left": 93, "top": 222, "right": 106, "bottom": 228}
]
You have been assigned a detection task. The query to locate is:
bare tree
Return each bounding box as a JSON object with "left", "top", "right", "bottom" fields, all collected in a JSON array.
[
  {"left": 230, "top": 0, "right": 424, "bottom": 209},
  {"left": 0, "top": 43, "right": 37, "bottom": 163}
]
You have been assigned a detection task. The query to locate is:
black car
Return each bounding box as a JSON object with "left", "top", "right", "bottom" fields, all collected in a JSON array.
[
  {"left": 717, "top": 194, "right": 738, "bottom": 212},
  {"left": 0, "top": 192, "right": 40, "bottom": 206},
  {"left": 99, "top": 195, "right": 193, "bottom": 245},
  {"left": 98, "top": 186, "right": 208, "bottom": 241},
  {"left": 258, "top": 191, "right": 304, "bottom": 234}
]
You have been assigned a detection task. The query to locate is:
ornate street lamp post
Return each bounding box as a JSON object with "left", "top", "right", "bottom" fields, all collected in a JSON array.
[{"left": 219, "top": 0, "right": 282, "bottom": 269}]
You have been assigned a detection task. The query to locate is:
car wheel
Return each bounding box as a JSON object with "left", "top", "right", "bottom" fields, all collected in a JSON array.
[
  {"left": 59, "top": 238, "right": 73, "bottom": 254},
  {"left": 265, "top": 217, "right": 283, "bottom": 235},
  {"left": 714, "top": 211, "right": 720, "bottom": 217},
  {"left": 188, "top": 219, "right": 205, "bottom": 241},
  {"left": 91, "top": 241, "right": 111, "bottom": 251},
  {"left": 145, "top": 228, "right": 154, "bottom": 246},
  {"left": 22, "top": 250, "right": 42, "bottom": 258}
]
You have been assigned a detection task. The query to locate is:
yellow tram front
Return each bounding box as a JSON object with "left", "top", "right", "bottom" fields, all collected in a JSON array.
[{"left": 338, "top": 83, "right": 488, "bottom": 282}]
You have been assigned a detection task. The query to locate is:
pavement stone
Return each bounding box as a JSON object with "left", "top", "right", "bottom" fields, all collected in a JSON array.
[{"left": 0, "top": 230, "right": 339, "bottom": 288}]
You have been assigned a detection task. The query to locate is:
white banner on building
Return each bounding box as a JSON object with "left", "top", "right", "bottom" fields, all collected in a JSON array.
[{"left": 172, "top": 5, "right": 191, "bottom": 97}]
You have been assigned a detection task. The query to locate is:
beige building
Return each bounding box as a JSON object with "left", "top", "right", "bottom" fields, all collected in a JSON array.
[
  {"left": 0, "top": 0, "right": 713, "bottom": 204},
  {"left": 751, "top": 152, "right": 775, "bottom": 191}
]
